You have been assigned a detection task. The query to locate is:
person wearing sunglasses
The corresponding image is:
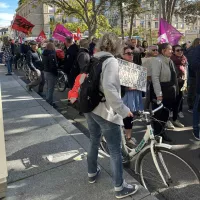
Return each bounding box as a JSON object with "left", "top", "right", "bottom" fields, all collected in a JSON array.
[
  {"left": 170, "top": 45, "right": 187, "bottom": 128},
  {"left": 150, "top": 43, "right": 179, "bottom": 142},
  {"left": 120, "top": 46, "right": 144, "bottom": 148}
]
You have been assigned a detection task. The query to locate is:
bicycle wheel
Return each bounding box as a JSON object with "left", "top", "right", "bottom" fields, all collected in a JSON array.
[
  {"left": 57, "top": 72, "right": 67, "bottom": 92},
  {"left": 138, "top": 147, "right": 200, "bottom": 200}
]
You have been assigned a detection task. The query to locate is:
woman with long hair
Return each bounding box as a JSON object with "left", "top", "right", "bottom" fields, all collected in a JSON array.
[
  {"left": 170, "top": 45, "right": 187, "bottom": 128},
  {"left": 150, "top": 43, "right": 178, "bottom": 142},
  {"left": 120, "top": 46, "right": 144, "bottom": 148}
]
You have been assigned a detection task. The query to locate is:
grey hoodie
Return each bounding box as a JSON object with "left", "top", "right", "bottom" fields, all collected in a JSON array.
[{"left": 92, "top": 51, "right": 130, "bottom": 126}]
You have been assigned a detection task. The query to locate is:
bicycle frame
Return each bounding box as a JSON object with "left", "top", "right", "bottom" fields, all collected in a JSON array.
[{"left": 120, "top": 104, "right": 173, "bottom": 186}]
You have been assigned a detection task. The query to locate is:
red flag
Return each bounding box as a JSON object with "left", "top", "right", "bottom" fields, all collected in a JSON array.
[
  {"left": 36, "top": 30, "right": 47, "bottom": 42},
  {"left": 73, "top": 34, "right": 78, "bottom": 41},
  {"left": 77, "top": 28, "right": 81, "bottom": 40},
  {"left": 12, "top": 15, "right": 34, "bottom": 35}
]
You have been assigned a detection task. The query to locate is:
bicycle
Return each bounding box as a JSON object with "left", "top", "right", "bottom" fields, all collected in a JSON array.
[
  {"left": 56, "top": 66, "right": 69, "bottom": 92},
  {"left": 100, "top": 103, "right": 200, "bottom": 200},
  {"left": 17, "top": 54, "right": 25, "bottom": 70}
]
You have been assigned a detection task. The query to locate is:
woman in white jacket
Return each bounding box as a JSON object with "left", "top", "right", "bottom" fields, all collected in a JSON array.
[{"left": 85, "top": 33, "right": 138, "bottom": 199}]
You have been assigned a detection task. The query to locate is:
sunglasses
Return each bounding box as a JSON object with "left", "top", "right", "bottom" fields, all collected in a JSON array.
[
  {"left": 152, "top": 49, "right": 158, "bottom": 52},
  {"left": 175, "top": 49, "right": 183, "bottom": 52},
  {"left": 124, "top": 52, "right": 133, "bottom": 56}
]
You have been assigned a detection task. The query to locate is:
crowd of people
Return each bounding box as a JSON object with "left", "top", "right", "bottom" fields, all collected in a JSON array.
[{"left": 1, "top": 33, "right": 200, "bottom": 199}]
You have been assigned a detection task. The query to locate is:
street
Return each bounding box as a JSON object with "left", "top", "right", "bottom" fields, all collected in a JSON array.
[{"left": 14, "top": 68, "right": 200, "bottom": 200}]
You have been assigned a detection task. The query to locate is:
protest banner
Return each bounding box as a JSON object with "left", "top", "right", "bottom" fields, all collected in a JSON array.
[
  {"left": 52, "top": 24, "right": 72, "bottom": 42},
  {"left": 12, "top": 15, "right": 34, "bottom": 35},
  {"left": 118, "top": 58, "right": 147, "bottom": 92}
]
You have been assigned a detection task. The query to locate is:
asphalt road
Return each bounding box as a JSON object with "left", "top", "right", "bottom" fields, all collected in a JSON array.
[{"left": 14, "top": 68, "right": 200, "bottom": 200}]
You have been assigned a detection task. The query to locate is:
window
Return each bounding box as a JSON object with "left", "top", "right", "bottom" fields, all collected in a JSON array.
[
  {"left": 155, "top": 22, "right": 158, "bottom": 28},
  {"left": 148, "top": 21, "right": 151, "bottom": 28}
]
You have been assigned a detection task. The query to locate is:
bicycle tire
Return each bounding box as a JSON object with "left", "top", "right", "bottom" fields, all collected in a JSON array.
[
  {"left": 57, "top": 72, "right": 67, "bottom": 92},
  {"left": 138, "top": 147, "right": 200, "bottom": 200}
]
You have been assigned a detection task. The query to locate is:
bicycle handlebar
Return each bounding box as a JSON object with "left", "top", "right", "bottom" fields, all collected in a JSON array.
[{"left": 132, "top": 100, "right": 164, "bottom": 118}]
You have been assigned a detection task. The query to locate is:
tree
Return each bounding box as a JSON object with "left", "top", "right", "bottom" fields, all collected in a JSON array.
[
  {"left": 20, "top": 0, "right": 113, "bottom": 39},
  {"left": 147, "top": 0, "right": 200, "bottom": 24},
  {"left": 126, "top": 0, "right": 143, "bottom": 38},
  {"left": 176, "top": 0, "right": 200, "bottom": 25}
]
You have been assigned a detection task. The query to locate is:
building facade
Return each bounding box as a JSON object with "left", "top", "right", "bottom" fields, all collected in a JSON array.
[{"left": 15, "top": 2, "right": 75, "bottom": 38}]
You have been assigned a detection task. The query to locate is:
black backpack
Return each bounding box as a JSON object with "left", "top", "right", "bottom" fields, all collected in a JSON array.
[{"left": 79, "top": 56, "right": 111, "bottom": 113}]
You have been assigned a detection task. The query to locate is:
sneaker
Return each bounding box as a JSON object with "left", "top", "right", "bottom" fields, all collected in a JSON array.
[
  {"left": 192, "top": 132, "right": 200, "bottom": 141},
  {"left": 188, "top": 109, "right": 193, "bottom": 113},
  {"left": 26, "top": 85, "right": 32, "bottom": 92},
  {"left": 172, "top": 120, "right": 184, "bottom": 128},
  {"left": 166, "top": 121, "right": 175, "bottom": 129},
  {"left": 115, "top": 180, "right": 139, "bottom": 199},
  {"left": 178, "top": 112, "right": 184, "bottom": 118},
  {"left": 5, "top": 73, "right": 12, "bottom": 76},
  {"left": 126, "top": 137, "right": 137, "bottom": 149},
  {"left": 88, "top": 166, "right": 101, "bottom": 184}
]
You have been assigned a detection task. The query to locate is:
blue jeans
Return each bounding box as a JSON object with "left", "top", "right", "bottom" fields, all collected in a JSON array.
[
  {"left": 85, "top": 112, "right": 123, "bottom": 188},
  {"left": 44, "top": 72, "right": 57, "bottom": 105},
  {"left": 193, "top": 94, "right": 200, "bottom": 138},
  {"left": 5, "top": 59, "right": 12, "bottom": 74}
]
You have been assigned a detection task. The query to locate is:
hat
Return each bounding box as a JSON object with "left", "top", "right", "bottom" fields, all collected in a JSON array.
[{"left": 29, "top": 40, "right": 37, "bottom": 45}]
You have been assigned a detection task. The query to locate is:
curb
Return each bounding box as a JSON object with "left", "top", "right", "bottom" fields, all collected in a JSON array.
[{"left": 12, "top": 72, "right": 158, "bottom": 200}]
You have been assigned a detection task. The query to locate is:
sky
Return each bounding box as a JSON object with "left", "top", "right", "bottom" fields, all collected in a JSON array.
[{"left": 0, "top": 0, "right": 18, "bottom": 27}]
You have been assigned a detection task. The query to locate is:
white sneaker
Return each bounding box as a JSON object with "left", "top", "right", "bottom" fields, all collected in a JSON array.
[
  {"left": 172, "top": 120, "right": 184, "bottom": 128},
  {"left": 166, "top": 121, "right": 175, "bottom": 129},
  {"left": 178, "top": 112, "right": 184, "bottom": 118}
]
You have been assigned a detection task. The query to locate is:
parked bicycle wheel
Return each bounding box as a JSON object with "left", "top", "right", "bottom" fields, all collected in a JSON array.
[
  {"left": 23, "top": 64, "right": 29, "bottom": 80},
  {"left": 57, "top": 71, "right": 68, "bottom": 92},
  {"left": 17, "top": 59, "right": 23, "bottom": 70},
  {"left": 138, "top": 147, "right": 200, "bottom": 200}
]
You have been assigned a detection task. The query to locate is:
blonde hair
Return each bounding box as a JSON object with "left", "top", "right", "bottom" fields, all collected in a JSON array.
[
  {"left": 80, "top": 38, "right": 89, "bottom": 49},
  {"left": 96, "top": 33, "right": 122, "bottom": 55}
]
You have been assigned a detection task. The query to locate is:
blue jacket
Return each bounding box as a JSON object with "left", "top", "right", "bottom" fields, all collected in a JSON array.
[{"left": 192, "top": 45, "right": 200, "bottom": 94}]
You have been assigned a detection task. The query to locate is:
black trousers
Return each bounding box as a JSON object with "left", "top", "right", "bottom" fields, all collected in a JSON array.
[
  {"left": 152, "top": 102, "right": 170, "bottom": 135},
  {"left": 123, "top": 117, "right": 134, "bottom": 129}
]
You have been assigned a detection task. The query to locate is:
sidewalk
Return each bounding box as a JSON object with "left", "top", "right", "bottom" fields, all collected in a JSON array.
[{"left": 0, "top": 64, "right": 157, "bottom": 200}]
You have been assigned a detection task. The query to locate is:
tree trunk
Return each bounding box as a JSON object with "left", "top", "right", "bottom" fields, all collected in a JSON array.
[
  {"left": 119, "top": 2, "right": 124, "bottom": 40},
  {"left": 129, "top": 13, "right": 134, "bottom": 38}
]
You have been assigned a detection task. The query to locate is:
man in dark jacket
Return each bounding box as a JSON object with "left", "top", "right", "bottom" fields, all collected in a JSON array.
[
  {"left": 26, "top": 40, "right": 45, "bottom": 95},
  {"left": 14, "top": 40, "right": 21, "bottom": 69},
  {"left": 191, "top": 43, "right": 200, "bottom": 140},
  {"left": 184, "top": 46, "right": 196, "bottom": 112},
  {"left": 64, "top": 36, "right": 79, "bottom": 88}
]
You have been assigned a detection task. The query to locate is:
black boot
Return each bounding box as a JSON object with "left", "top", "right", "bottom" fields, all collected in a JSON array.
[{"left": 161, "top": 132, "right": 172, "bottom": 142}]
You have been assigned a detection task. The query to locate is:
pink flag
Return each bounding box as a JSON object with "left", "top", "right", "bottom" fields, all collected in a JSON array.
[
  {"left": 158, "top": 18, "right": 183, "bottom": 45},
  {"left": 52, "top": 24, "right": 72, "bottom": 42}
]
